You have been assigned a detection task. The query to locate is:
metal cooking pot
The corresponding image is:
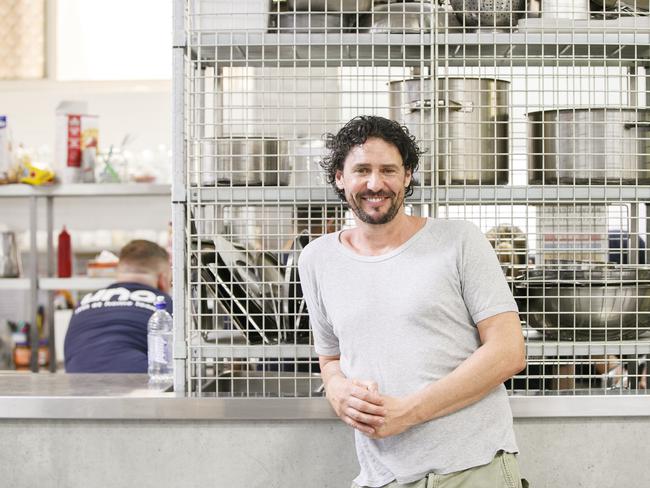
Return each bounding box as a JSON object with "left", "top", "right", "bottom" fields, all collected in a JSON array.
[
  {"left": 287, "top": 0, "right": 372, "bottom": 11},
  {"left": 388, "top": 77, "right": 510, "bottom": 185},
  {"left": 527, "top": 108, "right": 650, "bottom": 185},
  {"left": 450, "top": 0, "right": 526, "bottom": 29},
  {"left": 540, "top": 0, "right": 589, "bottom": 20},
  {"left": 358, "top": 2, "right": 461, "bottom": 32},
  {"left": 0, "top": 231, "right": 20, "bottom": 278},
  {"left": 515, "top": 267, "right": 650, "bottom": 340},
  {"left": 215, "top": 138, "right": 290, "bottom": 186}
]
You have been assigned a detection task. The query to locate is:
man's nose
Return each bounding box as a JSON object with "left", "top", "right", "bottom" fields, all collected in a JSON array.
[{"left": 366, "top": 171, "right": 382, "bottom": 191}]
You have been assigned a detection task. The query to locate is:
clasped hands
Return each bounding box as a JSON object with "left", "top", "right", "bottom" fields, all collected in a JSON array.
[{"left": 325, "top": 376, "right": 417, "bottom": 439}]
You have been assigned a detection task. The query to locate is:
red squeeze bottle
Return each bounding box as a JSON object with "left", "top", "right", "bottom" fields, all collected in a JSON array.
[{"left": 57, "top": 226, "right": 72, "bottom": 278}]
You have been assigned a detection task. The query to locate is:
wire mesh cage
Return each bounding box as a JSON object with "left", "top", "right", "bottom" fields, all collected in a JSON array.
[{"left": 177, "top": 0, "right": 650, "bottom": 396}]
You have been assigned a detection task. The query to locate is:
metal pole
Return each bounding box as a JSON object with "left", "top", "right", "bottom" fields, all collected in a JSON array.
[
  {"left": 46, "top": 196, "right": 56, "bottom": 372},
  {"left": 29, "top": 196, "right": 39, "bottom": 372}
]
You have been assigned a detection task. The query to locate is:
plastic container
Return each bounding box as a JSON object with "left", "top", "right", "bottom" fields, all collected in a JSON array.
[
  {"left": 147, "top": 296, "right": 173, "bottom": 386},
  {"left": 57, "top": 226, "right": 72, "bottom": 277}
]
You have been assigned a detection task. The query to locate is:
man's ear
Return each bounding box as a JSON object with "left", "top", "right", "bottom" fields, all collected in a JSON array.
[{"left": 335, "top": 169, "right": 344, "bottom": 190}]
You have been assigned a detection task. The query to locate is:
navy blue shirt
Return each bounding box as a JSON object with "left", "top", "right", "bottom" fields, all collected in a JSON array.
[{"left": 64, "top": 282, "right": 172, "bottom": 373}]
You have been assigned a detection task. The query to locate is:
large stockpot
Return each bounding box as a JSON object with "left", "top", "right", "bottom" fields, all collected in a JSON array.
[
  {"left": 527, "top": 108, "right": 650, "bottom": 185},
  {"left": 515, "top": 267, "right": 650, "bottom": 341},
  {"left": 388, "top": 77, "right": 510, "bottom": 185},
  {"left": 449, "top": 0, "right": 526, "bottom": 30},
  {"left": 215, "top": 137, "right": 290, "bottom": 186},
  {"left": 357, "top": 2, "right": 462, "bottom": 33}
]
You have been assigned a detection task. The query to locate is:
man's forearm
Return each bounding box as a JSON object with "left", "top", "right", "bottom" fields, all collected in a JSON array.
[{"left": 409, "top": 339, "right": 524, "bottom": 424}]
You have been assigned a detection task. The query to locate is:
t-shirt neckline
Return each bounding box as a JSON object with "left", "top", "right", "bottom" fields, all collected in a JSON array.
[{"left": 334, "top": 218, "right": 432, "bottom": 262}]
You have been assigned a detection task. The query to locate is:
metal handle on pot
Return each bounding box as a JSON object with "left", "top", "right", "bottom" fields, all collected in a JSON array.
[
  {"left": 402, "top": 99, "right": 432, "bottom": 115},
  {"left": 437, "top": 98, "right": 475, "bottom": 113},
  {"left": 624, "top": 122, "right": 650, "bottom": 130}
]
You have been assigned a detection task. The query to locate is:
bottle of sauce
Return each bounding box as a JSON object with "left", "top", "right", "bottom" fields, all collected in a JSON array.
[{"left": 57, "top": 226, "right": 72, "bottom": 277}]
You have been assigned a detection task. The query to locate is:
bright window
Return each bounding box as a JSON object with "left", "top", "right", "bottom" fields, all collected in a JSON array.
[{"left": 56, "top": 0, "right": 172, "bottom": 80}]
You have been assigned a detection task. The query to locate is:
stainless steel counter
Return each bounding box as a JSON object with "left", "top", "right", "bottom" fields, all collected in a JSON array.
[{"left": 1, "top": 372, "right": 650, "bottom": 419}]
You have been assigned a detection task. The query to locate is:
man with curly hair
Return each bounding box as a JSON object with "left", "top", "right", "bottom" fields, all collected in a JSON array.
[{"left": 298, "top": 116, "right": 527, "bottom": 488}]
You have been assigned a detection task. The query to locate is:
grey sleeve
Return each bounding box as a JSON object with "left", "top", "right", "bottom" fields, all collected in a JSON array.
[
  {"left": 459, "top": 222, "right": 519, "bottom": 325},
  {"left": 298, "top": 249, "right": 341, "bottom": 357}
]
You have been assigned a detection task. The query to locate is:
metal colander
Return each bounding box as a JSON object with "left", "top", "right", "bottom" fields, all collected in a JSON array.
[{"left": 449, "top": 0, "right": 525, "bottom": 28}]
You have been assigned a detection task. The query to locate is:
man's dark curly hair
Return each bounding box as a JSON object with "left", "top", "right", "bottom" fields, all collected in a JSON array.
[{"left": 320, "top": 115, "right": 421, "bottom": 203}]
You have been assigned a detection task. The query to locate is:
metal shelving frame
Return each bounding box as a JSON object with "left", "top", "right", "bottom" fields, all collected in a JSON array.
[
  {"left": 0, "top": 183, "right": 171, "bottom": 372},
  {"left": 174, "top": 0, "right": 650, "bottom": 399}
]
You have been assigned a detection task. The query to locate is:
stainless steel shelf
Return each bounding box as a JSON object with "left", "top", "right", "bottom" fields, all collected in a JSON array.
[
  {"left": 526, "top": 339, "right": 650, "bottom": 357},
  {"left": 189, "top": 32, "right": 650, "bottom": 67},
  {"left": 188, "top": 185, "right": 650, "bottom": 204},
  {"left": 190, "top": 344, "right": 316, "bottom": 359},
  {"left": 0, "top": 278, "right": 30, "bottom": 290},
  {"left": 0, "top": 183, "right": 171, "bottom": 198}
]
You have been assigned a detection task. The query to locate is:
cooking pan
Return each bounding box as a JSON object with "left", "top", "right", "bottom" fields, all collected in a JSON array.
[{"left": 515, "top": 267, "right": 650, "bottom": 340}]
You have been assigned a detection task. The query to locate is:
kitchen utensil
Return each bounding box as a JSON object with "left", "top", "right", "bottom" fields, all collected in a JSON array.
[
  {"left": 215, "top": 138, "right": 290, "bottom": 186},
  {"left": 527, "top": 108, "right": 650, "bottom": 185},
  {"left": 287, "top": 0, "right": 372, "bottom": 11},
  {"left": 357, "top": 2, "right": 437, "bottom": 32},
  {"left": 540, "top": 0, "right": 590, "bottom": 20},
  {"left": 0, "top": 231, "right": 20, "bottom": 278},
  {"left": 450, "top": 0, "right": 526, "bottom": 29},
  {"left": 515, "top": 267, "right": 650, "bottom": 340},
  {"left": 388, "top": 77, "right": 510, "bottom": 185},
  {"left": 485, "top": 225, "right": 528, "bottom": 278}
]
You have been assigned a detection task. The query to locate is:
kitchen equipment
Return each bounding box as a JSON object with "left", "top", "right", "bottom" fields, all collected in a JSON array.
[
  {"left": 485, "top": 225, "right": 528, "bottom": 279},
  {"left": 215, "top": 138, "right": 290, "bottom": 186},
  {"left": 223, "top": 206, "right": 295, "bottom": 251},
  {"left": 289, "top": 139, "right": 327, "bottom": 187},
  {"left": 540, "top": 0, "right": 590, "bottom": 20},
  {"left": 358, "top": 2, "right": 461, "bottom": 32},
  {"left": 0, "top": 231, "right": 20, "bottom": 278},
  {"left": 388, "top": 77, "right": 510, "bottom": 185},
  {"left": 592, "top": 0, "right": 650, "bottom": 10},
  {"left": 535, "top": 204, "right": 609, "bottom": 265},
  {"left": 449, "top": 0, "right": 526, "bottom": 30},
  {"left": 277, "top": 12, "right": 348, "bottom": 31},
  {"left": 515, "top": 267, "right": 650, "bottom": 340},
  {"left": 527, "top": 108, "right": 650, "bottom": 185},
  {"left": 57, "top": 226, "right": 72, "bottom": 278},
  {"left": 287, "top": 0, "right": 372, "bottom": 11}
]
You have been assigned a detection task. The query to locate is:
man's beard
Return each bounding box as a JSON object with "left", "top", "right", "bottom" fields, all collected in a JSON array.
[{"left": 347, "top": 189, "right": 404, "bottom": 225}]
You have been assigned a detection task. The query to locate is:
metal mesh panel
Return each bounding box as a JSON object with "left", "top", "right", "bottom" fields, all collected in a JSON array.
[
  {"left": 180, "top": 0, "right": 650, "bottom": 397},
  {"left": 0, "top": 0, "right": 45, "bottom": 79}
]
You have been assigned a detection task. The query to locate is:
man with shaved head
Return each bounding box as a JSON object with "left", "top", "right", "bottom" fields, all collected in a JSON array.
[{"left": 64, "top": 240, "right": 172, "bottom": 373}]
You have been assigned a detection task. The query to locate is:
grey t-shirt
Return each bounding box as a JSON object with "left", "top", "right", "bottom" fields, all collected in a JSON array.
[{"left": 298, "top": 219, "right": 520, "bottom": 487}]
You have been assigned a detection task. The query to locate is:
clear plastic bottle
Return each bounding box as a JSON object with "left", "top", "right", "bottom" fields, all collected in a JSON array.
[{"left": 147, "top": 296, "right": 173, "bottom": 386}]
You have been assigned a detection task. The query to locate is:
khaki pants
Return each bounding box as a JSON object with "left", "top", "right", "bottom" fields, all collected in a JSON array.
[{"left": 353, "top": 451, "right": 525, "bottom": 488}]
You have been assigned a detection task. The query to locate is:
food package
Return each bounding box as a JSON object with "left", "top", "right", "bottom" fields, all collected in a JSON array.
[
  {"left": 55, "top": 101, "right": 99, "bottom": 184},
  {"left": 19, "top": 160, "right": 55, "bottom": 186},
  {"left": 87, "top": 250, "right": 119, "bottom": 277}
]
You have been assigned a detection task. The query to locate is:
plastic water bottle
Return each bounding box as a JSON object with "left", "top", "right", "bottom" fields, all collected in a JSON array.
[{"left": 147, "top": 296, "right": 173, "bottom": 386}]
